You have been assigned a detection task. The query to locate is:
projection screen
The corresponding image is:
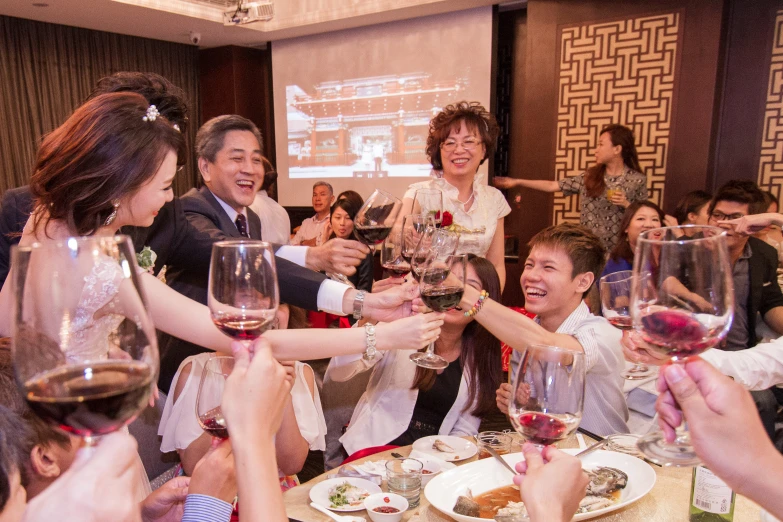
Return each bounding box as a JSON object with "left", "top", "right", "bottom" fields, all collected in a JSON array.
[{"left": 272, "top": 7, "right": 493, "bottom": 206}]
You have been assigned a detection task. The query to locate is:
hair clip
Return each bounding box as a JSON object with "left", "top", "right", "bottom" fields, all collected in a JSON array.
[
  {"left": 172, "top": 123, "right": 180, "bottom": 132},
  {"left": 142, "top": 105, "right": 160, "bottom": 122}
]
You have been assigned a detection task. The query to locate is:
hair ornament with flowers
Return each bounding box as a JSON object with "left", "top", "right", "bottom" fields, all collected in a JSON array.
[{"left": 142, "top": 105, "right": 160, "bottom": 122}]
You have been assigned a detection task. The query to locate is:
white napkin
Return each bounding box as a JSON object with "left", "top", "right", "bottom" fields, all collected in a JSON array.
[{"left": 407, "top": 449, "right": 457, "bottom": 471}]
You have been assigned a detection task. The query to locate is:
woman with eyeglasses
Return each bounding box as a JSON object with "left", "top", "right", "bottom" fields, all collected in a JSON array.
[
  {"left": 398, "top": 102, "right": 511, "bottom": 289},
  {"left": 494, "top": 124, "right": 647, "bottom": 251}
]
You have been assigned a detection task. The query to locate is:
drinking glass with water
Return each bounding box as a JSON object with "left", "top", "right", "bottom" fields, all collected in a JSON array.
[{"left": 385, "top": 458, "right": 423, "bottom": 509}]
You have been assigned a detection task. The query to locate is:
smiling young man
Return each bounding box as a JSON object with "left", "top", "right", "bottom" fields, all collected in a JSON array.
[
  {"left": 292, "top": 182, "right": 335, "bottom": 246},
  {"left": 459, "top": 223, "right": 629, "bottom": 436}
]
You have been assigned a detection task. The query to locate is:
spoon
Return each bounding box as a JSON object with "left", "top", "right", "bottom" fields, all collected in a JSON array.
[{"left": 309, "top": 502, "right": 366, "bottom": 522}]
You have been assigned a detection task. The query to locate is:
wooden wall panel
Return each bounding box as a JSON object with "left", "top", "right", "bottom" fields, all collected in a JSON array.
[
  {"left": 758, "top": 9, "right": 783, "bottom": 200},
  {"left": 553, "top": 12, "right": 682, "bottom": 224}
]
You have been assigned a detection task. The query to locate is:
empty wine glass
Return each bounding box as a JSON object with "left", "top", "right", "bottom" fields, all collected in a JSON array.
[
  {"left": 599, "top": 270, "right": 653, "bottom": 380},
  {"left": 209, "top": 240, "right": 279, "bottom": 345},
  {"left": 412, "top": 188, "right": 444, "bottom": 227},
  {"left": 402, "top": 213, "right": 434, "bottom": 268},
  {"left": 508, "top": 344, "right": 586, "bottom": 448},
  {"left": 409, "top": 241, "right": 461, "bottom": 370},
  {"left": 380, "top": 233, "right": 410, "bottom": 278},
  {"left": 10, "top": 236, "right": 158, "bottom": 445},
  {"left": 631, "top": 225, "right": 734, "bottom": 466},
  {"left": 353, "top": 189, "right": 401, "bottom": 245},
  {"left": 196, "top": 355, "right": 233, "bottom": 439}
]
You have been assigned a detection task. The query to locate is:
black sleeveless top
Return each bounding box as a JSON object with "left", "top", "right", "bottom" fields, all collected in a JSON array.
[{"left": 389, "top": 360, "right": 464, "bottom": 446}]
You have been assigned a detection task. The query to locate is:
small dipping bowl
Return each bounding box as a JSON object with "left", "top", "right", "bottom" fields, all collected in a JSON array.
[
  {"left": 364, "top": 492, "right": 409, "bottom": 522},
  {"left": 413, "top": 458, "right": 442, "bottom": 486}
]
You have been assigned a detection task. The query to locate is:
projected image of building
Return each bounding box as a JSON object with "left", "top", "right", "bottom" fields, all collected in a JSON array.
[{"left": 286, "top": 73, "right": 469, "bottom": 179}]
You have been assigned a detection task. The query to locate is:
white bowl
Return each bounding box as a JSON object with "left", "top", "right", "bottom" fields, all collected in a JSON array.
[
  {"left": 413, "top": 458, "right": 442, "bottom": 486},
  {"left": 364, "top": 492, "right": 409, "bottom": 522}
]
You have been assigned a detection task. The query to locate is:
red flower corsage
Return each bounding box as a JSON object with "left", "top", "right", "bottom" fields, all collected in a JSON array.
[{"left": 435, "top": 211, "right": 454, "bottom": 227}]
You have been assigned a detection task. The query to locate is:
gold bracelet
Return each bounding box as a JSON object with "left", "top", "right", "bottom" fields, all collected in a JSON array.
[{"left": 464, "top": 290, "right": 489, "bottom": 317}]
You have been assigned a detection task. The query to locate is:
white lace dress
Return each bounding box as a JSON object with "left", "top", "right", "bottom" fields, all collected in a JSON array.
[{"left": 68, "top": 257, "right": 152, "bottom": 500}]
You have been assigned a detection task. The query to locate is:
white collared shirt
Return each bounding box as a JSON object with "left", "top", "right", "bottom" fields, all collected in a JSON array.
[
  {"left": 292, "top": 214, "right": 330, "bottom": 246},
  {"left": 249, "top": 190, "right": 291, "bottom": 245},
  {"left": 701, "top": 339, "right": 783, "bottom": 390},
  {"left": 212, "top": 193, "right": 248, "bottom": 227}
]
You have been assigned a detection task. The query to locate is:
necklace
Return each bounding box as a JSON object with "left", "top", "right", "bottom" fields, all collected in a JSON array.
[{"left": 457, "top": 190, "right": 475, "bottom": 210}]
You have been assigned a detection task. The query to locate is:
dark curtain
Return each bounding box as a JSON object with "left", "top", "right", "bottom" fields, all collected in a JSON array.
[{"left": 0, "top": 15, "right": 200, "bottom": 195}]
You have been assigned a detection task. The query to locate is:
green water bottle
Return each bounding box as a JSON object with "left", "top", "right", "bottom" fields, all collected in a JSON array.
[{"left": 689, "top": 464, "right": 735, "bottom": 521}]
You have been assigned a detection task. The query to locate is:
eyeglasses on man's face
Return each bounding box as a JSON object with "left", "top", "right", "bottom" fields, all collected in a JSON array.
[
  {"left": 441, "top": 138, "right": 482, "bottom": 152},
  {"left": 710, "top": 210, "right": 746, "bottom": 222}
]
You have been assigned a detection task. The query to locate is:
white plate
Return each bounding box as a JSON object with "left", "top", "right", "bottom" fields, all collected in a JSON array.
[
  {"left": 424, "top": 449, "right": 656, "bottom": 521},
  {"left": 411, "top": 435, "right": 478, "bottom": 462},
  {"left": 309, "top": 477, "right": 382, "bottom": 512}
]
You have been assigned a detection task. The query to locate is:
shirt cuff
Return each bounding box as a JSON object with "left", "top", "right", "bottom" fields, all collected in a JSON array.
[
  {"left": 275, "top": 245, "right": 308, "bottom": 267},
  {"left": 181, "top": 494, "right": 233, "bottom": 522},
  {"left": 317, "top": 279, "right": 352, "bottom": 315}
]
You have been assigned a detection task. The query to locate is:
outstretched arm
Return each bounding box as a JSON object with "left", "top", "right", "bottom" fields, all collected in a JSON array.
[{"left": 493, "top": 178, "right": 560, "bottom": 193}]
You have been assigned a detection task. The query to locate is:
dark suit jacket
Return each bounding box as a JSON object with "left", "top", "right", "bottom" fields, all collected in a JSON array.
[
  {"left": 747, "top": 236, "right": 783, "bottom": 347},
  {"left": 157, "top": 186, "right": 327, "bottom": 390}
]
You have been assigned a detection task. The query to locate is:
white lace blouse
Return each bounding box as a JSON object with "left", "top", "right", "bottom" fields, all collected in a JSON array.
[{"left": 403, "top": 175, "right": 511, "bottom": 257}]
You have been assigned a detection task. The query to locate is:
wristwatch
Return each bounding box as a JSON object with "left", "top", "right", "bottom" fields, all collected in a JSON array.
[
  {"left": 353, "top": 290, "right": 366, "bottom": 320},
  {"left": 363, "top": 323, "right": 377, "bottom": 361}
]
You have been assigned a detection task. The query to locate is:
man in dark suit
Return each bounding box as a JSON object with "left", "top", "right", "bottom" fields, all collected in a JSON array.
[{"left": 708, "top": 180, "right": 783, "bottom": 439}]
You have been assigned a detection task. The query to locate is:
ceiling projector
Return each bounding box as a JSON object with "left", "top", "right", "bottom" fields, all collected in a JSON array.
[{"left": 223, "top": 1, "right": 274, "bottom": 25}]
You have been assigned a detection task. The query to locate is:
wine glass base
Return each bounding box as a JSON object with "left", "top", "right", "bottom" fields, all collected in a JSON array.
[
  {"left": 636, "top": 431, "right": 701, "bottom": 467},
  {"left": 622, "top": 366, "right": 654, "bottom": 380},
  {"left": 409, "top": 352, "right": 449, "bottom": 370}
]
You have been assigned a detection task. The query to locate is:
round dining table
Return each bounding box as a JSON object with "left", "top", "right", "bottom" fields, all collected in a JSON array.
[{"left": 283, "top": 434, "right": 763, "bottom": 521}]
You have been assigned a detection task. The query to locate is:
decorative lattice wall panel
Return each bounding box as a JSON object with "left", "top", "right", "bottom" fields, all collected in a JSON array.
[
  {"left": 553, "top": 12, "right": 682, "bottom": 225},
  {"left": 758, "top": 10, "right": 783, "bottom": 201}
]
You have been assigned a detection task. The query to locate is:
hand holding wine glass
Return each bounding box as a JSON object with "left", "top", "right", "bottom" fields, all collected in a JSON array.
[
  {"left": 508, "top": 344, "right": 586, "bottom": 447},
  {"left": 209, "top": 240, "right": 279, "bottom": 344},
  {"left": 10, "top": 236, "right": 158, "bottom": 443},
  {"left": 353, "top": 189, "right": 401, "bottom": 245},
  {"left": 631, "top": 225, "right": 734, "bottom": 466},
  {"left": 380, "top": 232, "right": 410, "bottom": 278},
  {"left": 599, "top": 270, "right": 652, "bottom": 380}
]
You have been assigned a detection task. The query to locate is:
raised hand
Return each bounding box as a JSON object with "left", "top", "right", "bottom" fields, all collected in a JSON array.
[
  {"left": 513, "top": 443, "right": 589, "bottom": 522},
  {"left": 493, "top": 177, "right": 519, "bottom": 190},
  {"left": 189, "top": 438, "right": 237, "bottom": 504},
  {"left": 306, "top": 238, "right": 370, "bottom": 276},
  {"left": 376, "top": 312, "right": 444, "bottom": 352},
  {"left": 621, "top": 330, "right": 670, "bottom": 366},
  {"left": 361, "top": 281, "right": 420, "bottom": 322},
  {"left": 496, "top": 382, "right": 512, "bottom": 415},
  {"left": 721, "top": 213, "right": 783, "bottom": 235},
  {"left": 140, "top": 476, "right": 189, "bottom": 522}
]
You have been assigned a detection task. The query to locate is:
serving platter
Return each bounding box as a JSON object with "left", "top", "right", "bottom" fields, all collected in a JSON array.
[{"left": 424, "top": 449, "right": 656, "bottom": 521}]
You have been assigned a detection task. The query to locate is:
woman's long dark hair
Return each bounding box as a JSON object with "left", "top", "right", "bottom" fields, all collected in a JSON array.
[
  {"left": 585, "top": 124, "right": 644, "bottom": 198},
  {"left": 411, "top": 255, "right": 502, "bottom": 418},
  {"left": 609, "top": 200, "right": 664, "bottom": 264}
]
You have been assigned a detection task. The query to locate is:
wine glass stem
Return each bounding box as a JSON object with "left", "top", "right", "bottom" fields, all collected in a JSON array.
[{"left": 425, "top": 340, "right": 437, "bottom": 355}]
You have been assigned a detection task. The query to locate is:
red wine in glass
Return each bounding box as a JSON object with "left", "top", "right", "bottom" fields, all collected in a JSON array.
[
  {"left": 24, "top": 360, "right": 153, "bottom": 437},
  {"left": 639, "top": 309, "right": 719, "bottom": 359},
  {"left": 354, "top": 225, "right": 392, "bottom": 245},
  {"left": 420, "top": 286, "right": 464, "bottom": 312},
  {"left": 212, "top": 313, "right": 275, "bottom": 342},
  {"left": 511, "top": 412, "right": 579, "bottom": 446},
  {"left": 607, "top": 316, "right": 633, "bottom": 330},
  {"left": 199, "top": 407, "right": 229, "bottom": 439},
  {"left": 382, "top": 262, "right": 411, "bottom": 277}
]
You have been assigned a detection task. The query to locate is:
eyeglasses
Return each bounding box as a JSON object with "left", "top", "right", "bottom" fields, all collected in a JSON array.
[
  {"left": 710, "top": 211, "right": 746, "bottom": 221},
  {"left": 441, "top": 138, "right": 482, "bottom": 152}
]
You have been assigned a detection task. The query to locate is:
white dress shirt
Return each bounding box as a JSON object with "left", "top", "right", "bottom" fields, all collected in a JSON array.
[
  {"left": 292, "top": 214, "right": 329, "bottom": 246},
  {"left": 701, "top": 339, "right": 783, "bottom": 390},
  {"left": 249, "top": 190, "right": 291, "bottom": 245}
]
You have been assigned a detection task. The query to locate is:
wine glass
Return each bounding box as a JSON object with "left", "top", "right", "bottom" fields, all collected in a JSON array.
[
  {"left": 10, "top": 236, "right": 158, "bottom": 445},
  {"left": 631, "top": 225, "right": 734, "bottom": 466},
  {"left": 353, "top": 189, "right": 401, "bottom": 245},
  {"left": 402, "top": 214, "right": 434, "bottom": 266},
  {"left": 412, "top": 188, "right": 444, "bottom": 227},
  {"left": 196, "top": 355, "right": 233, "bottom": 439},
  {"left": 209, "top": 240, "right": 279, "bottom": 345},
  {"left": 380, "top": 233, "right": 410, "bottom": 278},
  {"left": 409, "top": 243, "right": 462, "bottom": 371},
  {"left": 599, "top": 270, "right": 653, "bottom": 380},
  {"left": 508, "top": 344, "right": 586, "bottom": 448}
]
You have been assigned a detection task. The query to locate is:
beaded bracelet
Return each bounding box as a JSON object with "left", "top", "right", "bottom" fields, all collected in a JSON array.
[{"left": 464, "top": 289, "right": 489, "bottom": 317}]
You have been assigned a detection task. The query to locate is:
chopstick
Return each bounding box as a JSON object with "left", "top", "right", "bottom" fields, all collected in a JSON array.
[{"left": 576, "top": 427, "right": 604, "bottom": 442}]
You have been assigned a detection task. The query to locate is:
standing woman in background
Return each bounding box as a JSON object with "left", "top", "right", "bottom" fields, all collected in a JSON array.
[
  {"left": 399, "top": 102, "right": 511, "bottom": 289},
  {"left": 495, "top": 124, "right": 647, "bottom": 251}
]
